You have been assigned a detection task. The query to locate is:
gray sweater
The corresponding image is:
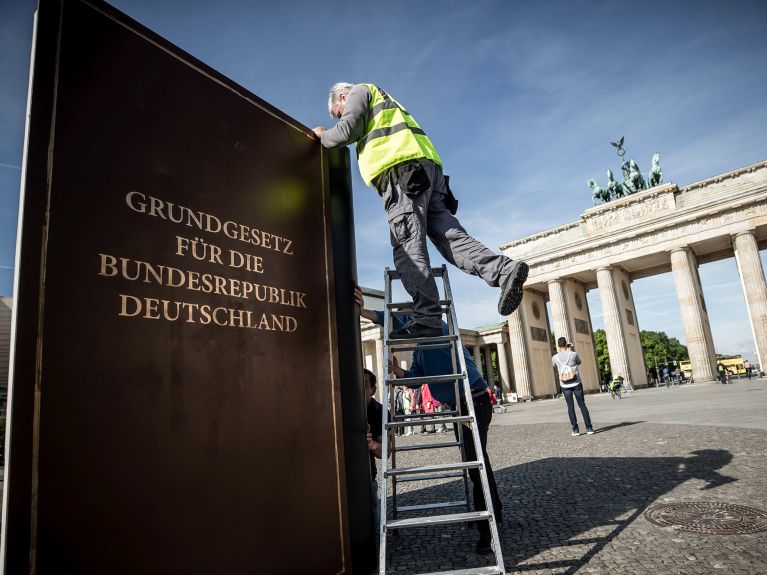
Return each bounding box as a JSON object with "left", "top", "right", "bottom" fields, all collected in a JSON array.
[{"left": 320, "top": 85, "right": 372, "bottom": 149}]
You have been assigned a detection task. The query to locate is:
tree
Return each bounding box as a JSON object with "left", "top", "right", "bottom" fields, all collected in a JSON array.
[
  {"left": 641, "top": 330, "right": 688, "bottom": 370},
  {"left": 593, "top": 329, "right": 610, "bottom": 375},
  {"left": 593, "top": 329, "right": 688, "bottom": 375}
]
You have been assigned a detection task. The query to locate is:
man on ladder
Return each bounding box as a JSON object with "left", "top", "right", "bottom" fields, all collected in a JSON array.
[
  {"left": 315, "top": 83, "right": 528, "bottom": 340},
  {"left": 355, "top": 287, "right": 502, "bottom": 556}
]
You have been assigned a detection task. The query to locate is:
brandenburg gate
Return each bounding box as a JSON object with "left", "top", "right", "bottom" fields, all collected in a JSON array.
[{"left": 501, "top": 160, "right": 767, "bottom": 398}]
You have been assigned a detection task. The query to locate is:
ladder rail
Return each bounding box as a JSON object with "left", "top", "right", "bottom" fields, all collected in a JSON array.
[
  {"left": 441, "top": 266, "right": 506, "bottom": 572},
  {"left": 378, "top": 268, "right": 393, "bottom": 569}
]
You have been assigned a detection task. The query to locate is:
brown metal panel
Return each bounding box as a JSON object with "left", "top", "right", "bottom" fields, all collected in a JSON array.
[{"left": 4, "top": 0, "right": 352, "bottom": 572}]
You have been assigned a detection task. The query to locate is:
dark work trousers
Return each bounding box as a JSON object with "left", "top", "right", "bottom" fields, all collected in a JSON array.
[
  {"left": 561, "top": 383, "right": 592, "bottom": 431},
  {"left": 374, "top": 159, "right": 513, "bottom": 329},
  {"left": 454, "top": 392, "right": 502, "bottom": 537}
]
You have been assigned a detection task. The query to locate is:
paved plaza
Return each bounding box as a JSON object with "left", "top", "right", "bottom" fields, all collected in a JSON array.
[
  {"left": 383, "top": 379, "right": 767, "bottom": 574},
  {"left": 0, "top": 380, "right": 764, "bottom": 573}
]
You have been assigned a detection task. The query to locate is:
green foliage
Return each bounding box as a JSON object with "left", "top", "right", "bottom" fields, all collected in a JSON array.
[
  {"left": 593, "top": 329, "right": 688, "bottom": 375},
  {"left": 593, "top": 329, "right": 611, "bottom": 374},
  {"left": 640, "top": 330, "right": 689, "bottom": 369}
]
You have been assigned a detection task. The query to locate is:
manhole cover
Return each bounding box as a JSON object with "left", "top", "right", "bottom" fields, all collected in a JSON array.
[{"left": 645, "top": 502, "right": 767, "bottom": 534}]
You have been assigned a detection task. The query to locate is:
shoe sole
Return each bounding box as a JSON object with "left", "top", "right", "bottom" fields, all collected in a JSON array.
[{"left": 498, "top": 261, "right": 529, "bottom": 315}]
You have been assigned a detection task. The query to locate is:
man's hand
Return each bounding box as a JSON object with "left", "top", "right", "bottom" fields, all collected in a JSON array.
[
  {"left": 354, "top": 286, "right": 365, "bottom": 314},
  {"left": 354, "top": 285, "right": 380, "bottom": 323},
  {"left": 388, "top": 357, "right": 405, "bottom": 379},
  {"left": 312, "top": 126, "right": 326, "bottom": 137}
]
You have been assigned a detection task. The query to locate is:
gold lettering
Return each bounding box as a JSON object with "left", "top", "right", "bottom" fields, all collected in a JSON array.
[
  {"left": 98, "top": 253, "right": 118, "bottom": 277},
  {"left": 144, "top": 297, "right": 160, "bottom": 319},
  {"left": 118, "top": 294, "right": 142, "bottom": 317}
]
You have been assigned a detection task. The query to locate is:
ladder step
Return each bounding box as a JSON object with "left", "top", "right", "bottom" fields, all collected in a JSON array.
[
  {"left": 387, "top": 267, "right": 445, "bottom": 279},
  {"left": 385, "top": 334, "right": 458, "bottom": 348},
  {"left": 396, "top": 500, "right": 467, "bottom": 513},
  {"left": 387, "top": 299, "right": 450, "bottom": 310},
  {"left": 391, "top": 372, "right": 464, "bottom": 387},
  {"left": 395, "top": 471, "right": 465, "bottom": 482},
  {"left": 386, "top": 415, "right": 472, "bottom": 428},
  {"left": 392, "top": 410, "right": 459, "bottom": 419},
  {"left": 390, "top": 341, "right": 454, "bottom": 352},
  {"left": 420, "top": 567, "right": 503, "bottom": 575},
  {"left": 386, "top": 461, "right": 481, "bottom": 477},
  {"left": 395, "top": 441, "right": 461, "bottom": 452},
  {"left": 386, "top": 510, "right": 491, "bottom": 530}
]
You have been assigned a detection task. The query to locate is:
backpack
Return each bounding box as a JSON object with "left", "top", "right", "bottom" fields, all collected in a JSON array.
[{"left": 555, "top": 352, "right": 577, "bottom": 382}]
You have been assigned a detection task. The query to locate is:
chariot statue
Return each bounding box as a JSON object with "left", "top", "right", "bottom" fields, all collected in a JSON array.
[{"left": 587, "top": 138, "right": 662, "bottom": 204}]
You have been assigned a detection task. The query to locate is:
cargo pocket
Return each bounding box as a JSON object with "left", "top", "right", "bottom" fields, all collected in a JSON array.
[
  {"left": 397, "top": 161, "right": 431, "bottom": 197},
  {"left": 387, "top": 203, "right": 415, "bottom": 247}
]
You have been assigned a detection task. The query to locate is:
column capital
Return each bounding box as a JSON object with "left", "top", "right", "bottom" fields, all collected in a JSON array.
[
  {"left": 546, "top": 278, "right": 564, "bottom": 286},
  {"left": 731, "top": 229, "right": 757, "bottom": 241},
  {"left": 595, "top": 265, "right": 614, "bottom": 274},
  {"left": 668, "top": 246, "right": 691, "bottom": 256}
]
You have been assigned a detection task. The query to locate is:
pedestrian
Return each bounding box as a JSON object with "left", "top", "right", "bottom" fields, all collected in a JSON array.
[
  {"left": 364, "top": 369, "right": 390, "bottom": 529},
  {"left": 744, "top": 360, "right": 752, "bottom": 379},
  {"left": 552, "top": 338, "right": 594, "bottom": 436},
  {"left": 602, "top": 371, "right": 612, "bottom": 392},
  {"left": 421, "top": 384, "right": 437, "bottom": 434},
  {"left": 354, "top": 287, "right": 502, "bottom": 554},
  {"left": 394, "top": 386, "right": 405, "bottom": 436},
  {"left": 314, "top": 83, "right": 528, "bottom": 340},
  {"left": 412, "top": 386, "right": 426, "bottom": 434}
]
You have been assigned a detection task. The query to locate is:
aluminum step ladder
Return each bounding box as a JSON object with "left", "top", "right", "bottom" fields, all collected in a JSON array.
[{"left": 378, "top": 265, "right": 505, "bottom": 575}]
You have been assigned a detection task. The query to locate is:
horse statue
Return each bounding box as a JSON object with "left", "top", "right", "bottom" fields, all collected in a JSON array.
[
  {"left": 628, "top": 159, "right": 647, "bottom": 191},
  {"left": 621, "top": 160, "right": 646, "bottom": 194},
  {"left": 648, "top": 152, "right": 662, "bottom": 187},
  {"left": 607, "top": 169, "right": 622, "bottom": 199},
  {"left": 588, "top": 178, "right": 610, "bottom": 204}
]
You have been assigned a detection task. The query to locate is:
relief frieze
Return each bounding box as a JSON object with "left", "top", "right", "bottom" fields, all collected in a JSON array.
[{"left": 528, "top": 201, "right": 767, "bottom": 279}]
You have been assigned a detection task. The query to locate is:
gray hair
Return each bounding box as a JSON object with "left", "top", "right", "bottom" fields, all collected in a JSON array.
[{"left": 328, "top": 82, "right": 354, "bottom": 116}]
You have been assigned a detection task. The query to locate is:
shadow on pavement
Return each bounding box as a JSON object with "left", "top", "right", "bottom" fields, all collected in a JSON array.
[
  {"left": 384, "top": 449, "right": 736, "bottom": 573},
  {"left": 592, "top": 421, "right": 643, "bottom": 434}
]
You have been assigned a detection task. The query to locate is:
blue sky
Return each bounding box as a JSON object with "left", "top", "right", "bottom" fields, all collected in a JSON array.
[{"left": 1, "top": 0, "right": 766, "bottom": 361}]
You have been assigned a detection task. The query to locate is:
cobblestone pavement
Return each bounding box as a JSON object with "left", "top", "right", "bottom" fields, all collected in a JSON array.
[{"left": 382, "top": 379, "right": 767, "bottom": 574}]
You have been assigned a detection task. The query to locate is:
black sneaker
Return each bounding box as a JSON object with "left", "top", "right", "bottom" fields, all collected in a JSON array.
[
  {"left": 586, "top": 428, "right": 595, "bottom": 435},
  {"left": 389, "top": 319, "right": 442, "bottom": 340},
  {"left": 571, "top": 429, "right": 580, "bottom": 437},
  {"left": 498, "top": 261, "right": 529, "bottom": 315}
]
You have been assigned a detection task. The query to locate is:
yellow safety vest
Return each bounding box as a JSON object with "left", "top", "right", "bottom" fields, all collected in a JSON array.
[{"left": 355, "top": 84, "right": 442, "bottom": 185}]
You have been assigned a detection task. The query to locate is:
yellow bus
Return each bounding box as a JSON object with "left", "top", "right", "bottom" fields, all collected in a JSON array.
[{"left": 679, "top": 355, "right": 747, "bottom": 379}]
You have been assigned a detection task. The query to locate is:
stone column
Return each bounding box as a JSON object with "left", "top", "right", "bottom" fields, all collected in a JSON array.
[
  {"left": 596, "top": 267, "right": 631, "bottom": 381},
  {"left": 508, "top": 308, "right": 532, "bottom": 398},
  {"left": 483, "top": 347, "right": 495, "bottom": 387},
  {"left": 670, "top": 247, "right": 717, "bottom": 382},
  {"left": 548, "top": 279, "right": 572, "bottom": 344},
  {"left": 733, "top": 231, "right": 767, "bottom": 369},
  {"left": 472, "top": 345, "right": 483, "bottom": 375},
  {"left": 496, "top": 341, "right": 511, "bottom": 395}
]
